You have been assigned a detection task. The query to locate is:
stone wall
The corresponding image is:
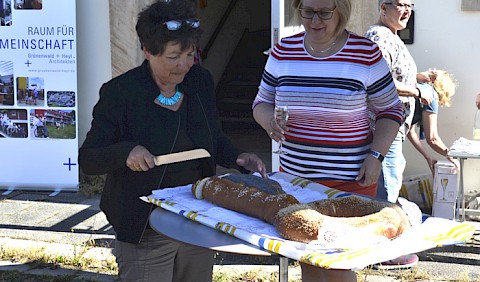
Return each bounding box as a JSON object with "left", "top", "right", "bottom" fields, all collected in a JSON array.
[
  {"left": 348, "top": 0, "right": 378, "bottom": 35},
  {"left": 109, "top": 0, "right": 153, "bottom": 78}
]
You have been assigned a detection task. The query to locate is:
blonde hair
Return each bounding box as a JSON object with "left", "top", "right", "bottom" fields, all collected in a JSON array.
[
  {"left": 291, "top": 0, "right": 351, "bottom": 37},
  {"left": 433, "top": 70, "right": 457, "bottom": 107}
]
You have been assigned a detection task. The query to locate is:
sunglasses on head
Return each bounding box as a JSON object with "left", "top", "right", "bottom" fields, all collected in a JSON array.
[{"left": 163, "top": 19, "right": 200, "bottom": 31}]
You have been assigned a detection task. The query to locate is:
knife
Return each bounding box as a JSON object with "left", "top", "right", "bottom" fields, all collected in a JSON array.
[{"left": 154, "top": 148, "right": 211, "bottom": 166}]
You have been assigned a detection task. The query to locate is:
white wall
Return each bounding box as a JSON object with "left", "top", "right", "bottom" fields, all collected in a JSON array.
[
  {"left": 404, "top": 0, "right": 480, "bottom": 196},
  {"left": 76, "top": 0, "right": 112, "bottom": 146}
]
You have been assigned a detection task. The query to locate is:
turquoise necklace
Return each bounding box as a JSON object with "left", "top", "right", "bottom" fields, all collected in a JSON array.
[{"left": 156, "top": 86, "right": 182, "bottom": 106}]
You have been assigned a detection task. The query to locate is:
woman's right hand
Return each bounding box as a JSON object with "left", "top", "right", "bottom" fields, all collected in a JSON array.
[
  {"left": 253, "top": 102, "right": 289, "bottom": 143},
  {"left": 268, "top": 116, "right": 288, "bottom": 143},
  {"left": 126, "top": 145, "right": 155, "bottom": 172}
]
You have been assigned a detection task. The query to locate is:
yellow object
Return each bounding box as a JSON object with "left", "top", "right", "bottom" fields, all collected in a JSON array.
[
  {"left": 400, "top": 174, "right": 433, "bottom": 213},
  {"left": 473, "top": 128, "right": 480, "bottom": 140}
]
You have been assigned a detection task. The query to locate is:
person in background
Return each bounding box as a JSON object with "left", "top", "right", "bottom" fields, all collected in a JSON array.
[
  {"left": 32, "top": 114, "right": 44, "bottom": 138},
  {"left": 25, "top": 91, "right": 31, "bottom": 105},
  {"left": 365, "top": 0, "right": 434, "bottom": 204},
  {"left": 253, "top": 0, "right": 403, "bottom": 280},
  {"left": 41, "top": 116, "right": 48, "bottom": 137},
  {"left": 23, "top": 0, "right": 33, "bottom": 9},
  {"left": 33, "top": 88, "right": 38, "bottom": 105},
  {"left": 78, "top": 1, "right": 267, "bottom": 281},
  {"left": 32, "top": 0, "right": 42, "bottom": 9},
  {"left": 408, "top": 69, "right": 459, "bottom": 173},
  {"left": 365, "top": 0, "right": 435, "bottom": 269}
]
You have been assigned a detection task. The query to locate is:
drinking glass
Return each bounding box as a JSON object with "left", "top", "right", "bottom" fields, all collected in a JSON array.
[
  {"left": 272, "top": 106, "right": 288, "bottom": 154},
  {"left": 441, "top": 177, "right": 448, "bottom": 201}
]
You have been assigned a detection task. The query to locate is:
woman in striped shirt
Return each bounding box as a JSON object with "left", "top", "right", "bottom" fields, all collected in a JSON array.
[{"left": 253, "top": 0, "right": 403, "bottom": 280}]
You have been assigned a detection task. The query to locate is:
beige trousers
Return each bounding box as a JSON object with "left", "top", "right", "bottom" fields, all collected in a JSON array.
[{"left": 114, "top": 229, "right": 214, "bottom": 282}]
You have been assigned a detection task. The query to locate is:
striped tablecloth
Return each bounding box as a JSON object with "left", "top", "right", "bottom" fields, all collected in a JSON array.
[{"left": 141, "top": 172, "right": 475, "bottom": 270}]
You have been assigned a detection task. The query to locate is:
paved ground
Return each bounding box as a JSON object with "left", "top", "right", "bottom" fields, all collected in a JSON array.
[{"left": 0, "top": 189, "right": 479, "bottom": 281}]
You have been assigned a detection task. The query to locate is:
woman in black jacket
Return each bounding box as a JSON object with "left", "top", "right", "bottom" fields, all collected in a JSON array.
[{"left": 78, "top": 1, "right": 266, "bottom": 281}]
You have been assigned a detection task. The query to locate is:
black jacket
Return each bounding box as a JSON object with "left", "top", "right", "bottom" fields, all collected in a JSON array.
[{"left": 79, "top": 61, "right": 241, "bottom": 243}]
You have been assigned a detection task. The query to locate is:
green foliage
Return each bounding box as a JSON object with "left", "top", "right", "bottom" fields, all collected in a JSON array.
[
  {"left": 78, "top": 172, "right": 106, "bottom": 196},
  {"left": 45, "top": 125, "right": 76, "bottom": 139}
]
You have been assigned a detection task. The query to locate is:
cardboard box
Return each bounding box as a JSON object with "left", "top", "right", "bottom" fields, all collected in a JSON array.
[
  {"left": 432, "top": 201, "right": 456, "bottom": 220},
  {"left": 432, "top": 161, "right": 458, "bottom": 220},
  {"left": 400, "top": 174, "right": 434, "bottom": 214}
]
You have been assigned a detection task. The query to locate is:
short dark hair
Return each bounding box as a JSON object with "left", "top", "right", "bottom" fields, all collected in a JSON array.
[{"left": 135, "top": 0, "right": 202, "bottom": 56}]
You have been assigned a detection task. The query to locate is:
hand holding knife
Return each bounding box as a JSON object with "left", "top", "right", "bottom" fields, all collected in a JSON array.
[
  {"left": 128, "top": 147, "right": 266, "bottom": 178},
  {"left": 127, "top": 147, "right": 210, "bottom": 172}
]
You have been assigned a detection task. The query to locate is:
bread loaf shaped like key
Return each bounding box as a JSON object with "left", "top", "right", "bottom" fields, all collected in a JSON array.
[{"left": 191, "top": 176, "right": 411, "bottom": 243}]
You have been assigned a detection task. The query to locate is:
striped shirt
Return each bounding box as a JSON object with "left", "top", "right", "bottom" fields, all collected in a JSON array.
[{"left": 252, "top": 31, "right": 403, "bottom": 181}]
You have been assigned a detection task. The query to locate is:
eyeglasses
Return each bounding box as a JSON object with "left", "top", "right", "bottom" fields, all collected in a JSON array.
[
  {"left": 299, "top": 7, "right": 336, "bottom": 20},
  {"left": 163, "top": 19, "right": 200, "bottom": 31},
  {"left": 384, "top": 2, "right": 414, "bottom": 10}
]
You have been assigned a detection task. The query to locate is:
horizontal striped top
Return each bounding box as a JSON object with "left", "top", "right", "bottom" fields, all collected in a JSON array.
[{"left": 252, "top": 31, "right": 403, "bottom": 181}]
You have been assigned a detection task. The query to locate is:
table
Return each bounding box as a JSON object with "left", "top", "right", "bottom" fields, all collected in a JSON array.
[
  {"left": 448, "top": 149, "right": 480, "bottom": 221},
  {"left": 143, "top": 172, "right": 477, "bottom": 271},
  {"left": 149, "top": 207, "right": 289, "bottom": 282}
]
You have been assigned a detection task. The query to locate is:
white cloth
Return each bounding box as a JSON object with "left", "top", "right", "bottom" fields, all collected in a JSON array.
[
  {"left": 450, "top": 137, "right": 480, "bottom": 156},
  {"left": 141, "top": 172, "right": 475, "bottom": 270}
]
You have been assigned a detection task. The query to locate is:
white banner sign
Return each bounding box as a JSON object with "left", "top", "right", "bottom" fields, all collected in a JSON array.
[{"left": 0, "top": 0, "right": 78, "bottom": 192}]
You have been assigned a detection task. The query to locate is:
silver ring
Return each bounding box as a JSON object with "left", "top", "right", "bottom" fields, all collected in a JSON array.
[{"left": 269, "top": 131, "right": 273, "bottom": 136}]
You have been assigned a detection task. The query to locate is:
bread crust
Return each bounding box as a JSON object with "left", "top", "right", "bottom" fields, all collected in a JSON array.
[
  {"left": 192, "top": 177, "right": 299, "bottom": 224},
  {"left": 191, "top": 177, "right": 410, "bottom": 243},
  {"left": 275, "top": 201, "right": 405, "bottom": 243}
]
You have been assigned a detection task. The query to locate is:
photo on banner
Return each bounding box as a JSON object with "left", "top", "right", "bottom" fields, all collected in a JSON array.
[{"left": 0, "top": 0, "right": 78, "bottom": 192}]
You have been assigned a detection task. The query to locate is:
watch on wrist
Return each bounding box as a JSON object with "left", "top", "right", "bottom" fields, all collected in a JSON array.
[{"left": 369, "top": 150, "right": 385, "bottom": 162}]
